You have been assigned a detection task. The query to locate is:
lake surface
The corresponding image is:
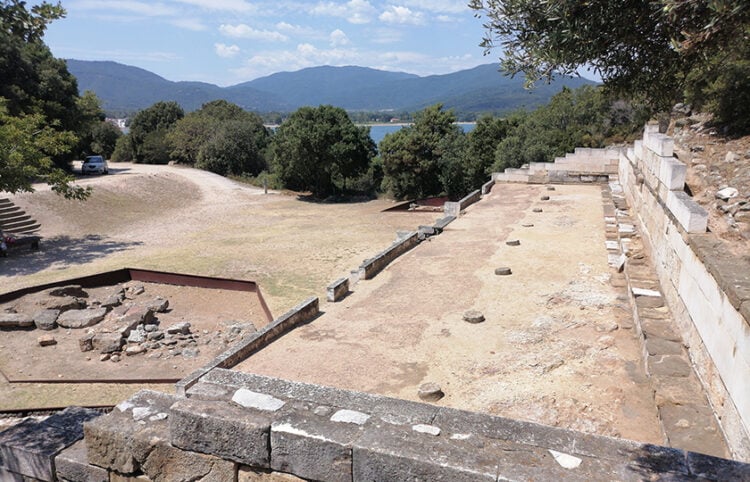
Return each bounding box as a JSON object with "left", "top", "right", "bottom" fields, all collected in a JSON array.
[{"left": 366, "top": 123, "right": 476, "bottom": 145}]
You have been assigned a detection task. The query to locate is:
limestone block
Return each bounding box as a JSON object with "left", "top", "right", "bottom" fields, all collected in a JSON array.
[
  {"left": 141, "top": 438, "right": 235, "bottom": 482},
  {"left": 658, "top": 157, "right": 687, "bottom": 190},
  {"left": 644, "top": 132, "right": 674, "bottom": 157},
  {"left": 33, "top": 309, "right": 60, "bottom": 331},
  {"left": 666, "top": 191, "right": 708, "bottom": 233},
  {"left": 271, "top": 411, "right": 366, "bottom": 482},
  {"left": 169, "top": 397, "right": 273, "bottom": 468},
  {"left": 238, "top": 466, "right": 306, "bottom": 481},
  {"left": 634, "top": 140, "right": 644, "bottom": 160},
  {"left": 0, "top": 313, "right": 33, "bottom": 328},
  {"left": 55, "top": 439, "right": 109, "bottom": 482},
  {"left": 0, "top": 407, "right": 100, "bottom": 481},
  {"left": 326, "top": 278, "right": 349, "bottom": 303},
  {"left": 0, "top": 467, "right": 23, "bottom": 482}
]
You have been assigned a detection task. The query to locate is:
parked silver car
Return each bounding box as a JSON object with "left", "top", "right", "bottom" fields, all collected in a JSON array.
[{"left": 82, "top": 155, "right": 109, "bottom": 175}]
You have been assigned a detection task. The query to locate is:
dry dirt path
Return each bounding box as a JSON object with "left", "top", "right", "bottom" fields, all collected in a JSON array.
[{"left": 236, "top": 183, "right": 664, "bottom": 445}]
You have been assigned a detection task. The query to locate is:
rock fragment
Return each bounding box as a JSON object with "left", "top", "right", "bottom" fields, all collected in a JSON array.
[{"left": 418, "top": 383, "right": 444, "bottom": 402}]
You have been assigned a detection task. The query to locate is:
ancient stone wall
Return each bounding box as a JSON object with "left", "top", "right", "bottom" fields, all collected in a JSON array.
[{"left": 620, "top": 126, "right": 750, "bottom": 460}]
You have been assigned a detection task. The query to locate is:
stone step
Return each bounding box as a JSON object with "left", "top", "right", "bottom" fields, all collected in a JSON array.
[
  {"left": 3, "top": 223, "right": 41, "bottom": 235},
  {"left": 2, "top": 218, "right": 39, "bottom": 232},
  {"left": 1, "top": 213, "right": 30, "bottom": 224},
  {"left": 0, "top": 205, "right": 21, "bottom": 215}
]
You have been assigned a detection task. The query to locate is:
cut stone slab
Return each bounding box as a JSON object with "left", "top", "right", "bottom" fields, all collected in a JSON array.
[
  {"left": 494, "top": 267, "right": 512, "bottom": 276},
  {"left": 645, "top": 336, "right": 683, "bottom": 356},
  {"left": 330, "top": 409, "right": 370, "bottom": 426},
  {"left": 541, "top": 196, "right": 550, "bottom": 201},
  {"left": 56, "top": 308, "right": 107, "bottom": 329},
  {"left": 92, "top": 332, "right": 124, "bottom": 354},
  {"left": 418, "top": 383, "right": 444, "bottom": 402},
  {"left": 640, "top": 319, "right": 682, "bottom": 342},
  {"left": 0, "top": 313, "right": 34, "bottom": 328},
  {"left": 462, "top": 310, "right": 485, "bottom": 324},
  {"left": 532, "top": 208, "right": 543, "bottom": 213},
  {"left": 648, "top": 354, "right": 692, "bottom": 378},
  {"left": 521, "top": 223, "right": 534, "bottom": 227},
  {"left": 38, "top": 295, "right": 85, "bottom": 312},
  {"left": 659, "top": 403, "right": 729, "bottom": 459},
  {"left": 506, "top": 239, "right": 521, "bottom": 246},
  {"left": 38, "top": 334, "right": 57, "bottom": 346},
  {"left": 55, "top": 439, "right": 109, "bottom": 482},
  {"left": 33, "top": 309, "right": 59, "bottom": 330},
  {"left": 232, "top": 388, "right": 286, "bottom": 412}
]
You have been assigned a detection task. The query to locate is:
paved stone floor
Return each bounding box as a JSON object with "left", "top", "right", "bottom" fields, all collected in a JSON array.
[{"left": 236, "top": 183, "right": 669, "bottom": 446}]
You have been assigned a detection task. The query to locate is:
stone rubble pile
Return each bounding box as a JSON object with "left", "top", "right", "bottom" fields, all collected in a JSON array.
[{"left": 0, "top": 282, "right": 257, "bottom": 363}]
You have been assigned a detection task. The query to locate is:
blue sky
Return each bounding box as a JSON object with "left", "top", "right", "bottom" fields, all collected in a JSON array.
[{"left": 42, "top": 0, "right": 492, "bottom": 86}]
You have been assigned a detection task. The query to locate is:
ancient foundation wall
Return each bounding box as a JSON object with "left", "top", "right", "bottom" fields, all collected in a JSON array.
[{"left": 620, "top": 127, "right": 750, "bottom": 460}]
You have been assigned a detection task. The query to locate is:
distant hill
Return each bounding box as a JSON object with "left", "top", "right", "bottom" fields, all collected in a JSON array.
[{"left": 66, "top": 60, "right": 597, "bottom": 116}]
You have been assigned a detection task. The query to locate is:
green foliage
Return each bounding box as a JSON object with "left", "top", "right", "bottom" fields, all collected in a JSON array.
[
  {"left": 465, "top": 115, "right": 513, "bottom": 189},
  {"left": 129, "top": 101, "right": 183, "bottom": 164},
  {"left": 269, "top": 105, "right": 375, "bottom": 198},
  {"left": 196, "top": 119, "right": 269, "bottom": 176},
  {"left": 380, "top": 104, "right": 467, "bottom": 200},
  {"left": 0, "top": 104, "right": 88, "bottom": 199},
  {"left": 168, "top": 99, "right": 266, "bottom": 166},
  {"left": 89, "top": 121, "right": 121, "bottom": 158},
  {"left": 111, "top": 133, "right": 133, "bottom": 162},
  {"left": 493, "top": 86, "right": 648, "bottom": 170}
]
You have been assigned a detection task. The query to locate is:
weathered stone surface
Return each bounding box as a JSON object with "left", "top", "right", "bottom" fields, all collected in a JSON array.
[
  {"left": 100, "top": 294, "right": 123, "bottom": 309},
  {"left": 659, "top": 403, "right": 729, "bottom": 459},
  {"left": 233, "top": 389, "right": 286, "bottom": 412},
  {"left": 79, "top": 333, "right": 94, "bottom": 352},
  {"left": 238, "top": 466, "right": 306, "bottom": 481},
  {"left": 84, "top": 390, "right": 174, "bottom": 474},
  {"left": 462, "top": 310, "right": 485, "bottom": 324},
  {"left": 33, "top": 309, "right": 59, "bottom": 330},
  {"left": 170, "top": 397, "right": 273, "bottom": 468},
  {"left": 645, "top": 336, "right": 683, "bottom": 356},
  {"left": 57, "top": 308, "right": 107, "bottom": 329},
  {"left": 648, "top": 354, "right": 692, "bottom": 377},
  {"left": 143, "top": 297, "right": 169, "bottom": 314},
  {"left": 533, "top": 208, "right": 543, "bottom": 213},
  {"left": 418, "top": 383, "right": 444, "bottom": 402},
  {"left": 118, "top": 306, "right": 155, "bottom": 335},
  {"left": 687, "top": 451, "right": 750, "bottom": 480},
  {"left": 541, "top": 195, "right": 550, "bottom": 201},
  {"left": 506, "top": 239, "right": 521, "bottom": 246},
  {"left": 127, "top": 326, "right": 147, "bottom": 344},
  {"left": 166, "top": 322, "right": 191, "bottom": 335},
  {"left": 494, "top": 267, "right": 512, "bottom": 276},
  {"left": 652, "top": 375, "right": 708, "bottom": 406},
  {"left": 40, "top": 296, "right": 85, "bottom": 312},
  {"left": 271, "top": 411, "right": 365, "bottom": 482},
  {"left": 640, "top": 319, "right": 682, "bottom": 342},
  {"left": 0, "top": 407, "right": 100, "bottom": 481},
  {"left": 92, "top": 333, "right": 124, "bottom": 354},
  {"left": 125, "top": 345, "right": 146, "bottom": 356},
  {"left": 141, "top": 437, "right": 235, "bottom": 482},
  {"left": 55, "top": 439, "right": 108, "bottom": 482},
  {"left": 48, "top": 285, "right": 89, "bottom": 298},
  {"left": 0, "top": 313, "right": 33, "bottom": 328},
  {"left": 37, "top": 334, "right": 57, "bottom": 346}
]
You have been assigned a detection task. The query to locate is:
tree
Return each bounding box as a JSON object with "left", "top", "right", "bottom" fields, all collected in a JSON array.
[
  {"left": 0, "top": 103, "right": 88, "bottom": 199},
  {"left": 469, "top": 0, "right": 694, "bottom": 111},
  {"left": 89, "top": 121, "right": 122, "bottom": 158},
  {"left": 380, "top": 104, "right": 466, "bottom": 200},
  {"left": 129, "top": 101, "right": 183, "bottom": 163},
  {"left": 465, "top": 115, "right": 513, "bottom": 189},
  {"left": 0, "top": 1, "right": 90, "bottom": 198},
  {"left": 269, "top": 105, "right": 375, "bottom": 198},
  {"left": 196, "top": 119, "right": 269, "bottom": 177},
  {"left": 111, "top": 133, "right": 134, "bottom": 162}
]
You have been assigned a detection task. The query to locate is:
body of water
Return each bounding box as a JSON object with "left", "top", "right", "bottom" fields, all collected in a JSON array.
[{"left": 366, "top": 123, "right": 476, "bottom": 145}]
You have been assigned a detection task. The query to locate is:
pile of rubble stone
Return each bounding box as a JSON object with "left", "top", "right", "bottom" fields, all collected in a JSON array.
[{"left": 0, "top": 283, "right": 256, "bottom": 364}]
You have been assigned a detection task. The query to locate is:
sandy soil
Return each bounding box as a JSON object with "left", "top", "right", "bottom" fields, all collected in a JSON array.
[
  {"left": 236, "top": 183, "right": 664, "bottom": 444},
  {"left": 0, "top": 162, "right": 436, "bottom": 408}
]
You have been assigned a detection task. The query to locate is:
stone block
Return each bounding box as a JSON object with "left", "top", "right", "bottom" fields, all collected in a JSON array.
[
  {"left": 666, "top": 191, "right": 708, "bottom": 233},
  {"left": 238, "top": 466, "right": 306, "bottom": 481},
  {"left": 658, "top": 157, "right": 687, "bottom": 191},
  {"left": 33, "top": 309, "right": 59, "bottom": 331},
  {"left": 85, "top": 390, "right": 175, "bottom": 474},
  {"left": 55, "top": 439, "right": 109, "bottom": 482},
  {"left": 169, "top": 397, "right": 272, "bottom": 467},
  {"left": 644, "top": 132, "right": 674, "bottom": 157},
  {"left": 352, "top": 423, "right": 497, "bottom": 481},
  {"left": 659, "top": 403, "right": 729, "bottom": 459},
  {"left": 326, "top": 278, "right": 349, "bottom": 303},
  {"left": 271, "top": 411, "right": 366, "bottom": 482},
  {"left": 688, "top": 451, "right": 750, "bottom": 480},
  {"left": 647, "top": 354, "right": 692, "bottom": 377},
  {"left": 443, "top": 201, "right": 460, "bottom": 217},
  {"left": 92, "top": 332, "right": 124, "bottom": 354},
  {"left": 57, "top": 308, "right": 107, "bottom": 329},
  {"left": 140, "top": 437, "right": 235, "bottom": 482},
  {"left": 0, "top": 313, "right": 33, "bottom": 328},
  {"left": 0, "top": 407, "right": 100, "bottom": 481},
  {"left": 0, "top": 466, "right": 24, "bottom": 482}
]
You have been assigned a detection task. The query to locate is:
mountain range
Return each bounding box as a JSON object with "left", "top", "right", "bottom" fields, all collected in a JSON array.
[{"left": 65, "top": 60, "right": 597, "bottom": 116}]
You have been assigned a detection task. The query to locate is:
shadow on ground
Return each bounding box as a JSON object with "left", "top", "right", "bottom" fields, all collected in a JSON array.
[{"left": 0, "top": 235, "right": 142, "bottom": 276}]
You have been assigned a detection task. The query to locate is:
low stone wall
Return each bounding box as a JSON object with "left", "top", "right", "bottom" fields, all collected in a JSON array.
[
  {"left": 358, "top": 231, "right": 420, "bottom": 280},
  {"left": 53, "top": 371, "right": 748, "bottom": 481},
  {"left": 444, "top": 189, "right": 481, "bottom": 217},
  {"left": 620, "top": 127, "right": 750, "bottom": 460},
  {"left": 493, "top": 147, "right": 620, "bottom": 184},
  {"left": 176, "top": 297, "right": 319, "bottom": 397}
]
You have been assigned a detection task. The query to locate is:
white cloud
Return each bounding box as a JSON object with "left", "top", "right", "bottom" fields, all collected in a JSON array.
[
  {"left": 379, "top": 5, "right": 425, "bottom": 25},
  {"left": 170, "top": 17, "right": 207, "bottom": 30},
  {"left": 400, "top": 0, "right": 468, "bottom": 14},
  {"left": 310, "top": 0, "right": 377, "bottom": 24},
  {"left": 329, "top": 29, "right": 350, "bottom": 47},
  {"left": 172, "top": 0, "right": 256, "bottom": 12},
  {"left": 219, "top": 24, "right": 289, "bottom": 42},
  {"left": 72, "top": 0, "right": 177, "bottom": 16},
  {"left": 215, "top": 43, "right": 241, "bottom": 57}
]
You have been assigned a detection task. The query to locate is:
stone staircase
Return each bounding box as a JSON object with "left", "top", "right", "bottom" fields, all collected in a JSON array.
[
  {"left": 493, "top": 147, "right": 621, "bottom": 184},
  {"left": 0, "top": 198, "right": 41, "bottom": 235}
]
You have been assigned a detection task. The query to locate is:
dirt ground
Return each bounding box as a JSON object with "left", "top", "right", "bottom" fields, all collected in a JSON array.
[
  {"left": 0, "top": 162, "right": 436, "bottom": 408},
  {"left": 236, "top": 183, "right": 664, "bottom": 445}
]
